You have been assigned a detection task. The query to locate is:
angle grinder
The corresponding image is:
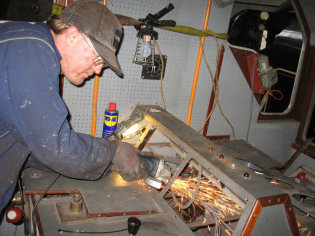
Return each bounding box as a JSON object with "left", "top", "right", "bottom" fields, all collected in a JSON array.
[{"left": 138, "top": 152, "right": 172, "bottom": 189}]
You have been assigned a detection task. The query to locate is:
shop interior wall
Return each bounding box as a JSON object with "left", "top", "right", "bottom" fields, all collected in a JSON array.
[
  {"left": 62, "top": 0, "right": 302, "bottom": 166},
  {"left": 1, "top": 0, "right": 314, "bottom": 235}
]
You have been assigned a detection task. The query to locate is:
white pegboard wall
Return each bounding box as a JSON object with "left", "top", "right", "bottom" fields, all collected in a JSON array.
[
  {"left": 63, "top": 0, "right": 212, "bottom": 136},
  {"left": 0, "top": 1, "right": 305, "bottom": 234},
  {"left": 61, "top": 0, "right": 300, "bottom": 163},
  {"left": 61, "top": 0, "right": 254, "bottom": 136},
  {"left": 62, "top": 0, "right": 236, "bottom": 137},
  {"left": 208, "top": 0, "right": 233, "bottom": 34}
]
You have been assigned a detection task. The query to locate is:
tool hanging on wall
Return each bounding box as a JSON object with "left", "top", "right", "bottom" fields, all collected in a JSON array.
[
  {"left": 115, "top": 3, "right": 228, "bottom": 80},
  {"left": 128, "top": 4, "right": 175, "bottom": 80},
  {"left": 116, "top": 8, "right": 227, "bottom": 39}
]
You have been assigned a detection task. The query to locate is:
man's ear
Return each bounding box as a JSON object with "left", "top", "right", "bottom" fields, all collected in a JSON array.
[{"left": 64, "top": 26, "right": 81, "bottom": 47}]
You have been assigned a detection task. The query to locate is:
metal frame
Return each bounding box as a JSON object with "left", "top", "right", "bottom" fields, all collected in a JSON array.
[
  {"left": 23, "top": 168, "right": 195, "bottom": 236},
  {"left": 22, "top": 105, "right": 315, "bottom": 235},
  {"left": 132, "top": 105, "right": 312, "bottom": 235}
]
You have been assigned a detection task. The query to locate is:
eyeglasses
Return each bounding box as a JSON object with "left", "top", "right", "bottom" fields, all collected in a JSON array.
[{"left": 80, "top": 33, "right": 107, "bottom": 68}]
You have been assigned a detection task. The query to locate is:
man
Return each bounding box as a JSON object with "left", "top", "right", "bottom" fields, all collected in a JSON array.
[{"left": 0, "top": 0, "right": 146, "bottom": 215}]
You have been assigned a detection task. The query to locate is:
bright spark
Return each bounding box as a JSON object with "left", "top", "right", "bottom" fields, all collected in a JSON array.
[
  {"left": 225, "top": 228, "right": 232, "bottom": 236},
  {"left": 171, "top": 177, "right": 242, "bottom": 218}
]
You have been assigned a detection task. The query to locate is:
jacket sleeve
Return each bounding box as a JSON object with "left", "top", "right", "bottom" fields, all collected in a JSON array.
[{"left": 2, "top": 33, "right": 117, "bottom": 180}]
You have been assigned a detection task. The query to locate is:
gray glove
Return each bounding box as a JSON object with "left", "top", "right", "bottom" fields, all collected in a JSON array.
[{"left": 112, "top": 142, "right": 147, "bottom": 181}]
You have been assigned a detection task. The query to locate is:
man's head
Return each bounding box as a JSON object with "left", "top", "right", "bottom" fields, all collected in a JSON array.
[{"left": 48, "top": 0, "right": 123, "bottom": 85}]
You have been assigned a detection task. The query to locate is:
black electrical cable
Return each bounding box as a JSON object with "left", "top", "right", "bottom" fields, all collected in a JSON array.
[
  {"left": 29, "top": 173, "right": 132, "bottom": 235},
  {"left": 31, "top": 173, "right": 60, "bottom": 236},
  {"left": 58, "top": 219, "right": 146, "bottom": 234},
  {"left": 57, "top": 228, "right": 128, "bottom": 234},
  {"left": 170, "top": 163, "right": 202, "bottom": 210},
  {"left": 18, "top": 176, "right": 28, "bottom": 236}
]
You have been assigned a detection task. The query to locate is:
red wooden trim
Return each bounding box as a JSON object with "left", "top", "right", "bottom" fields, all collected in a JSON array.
[
  {"left": 25, "top": 190, "right": 79, "bottom": 195},
  {"left": 259, "top": 194, "right": 287, "bottom": 207},
  {"left": 241, "top": 200, "right": 262, "bottom": 236},
  {"left": 31, "top": 195, "right": 45, "bottom": 236},
  {"left": 242, "top": 194, "right": 299, "bottom": 236},
  {"left": 203, "top": 45, "right": 225, "bottom": 136},
  {"left": 283, "top": 195, "right": 300, "bottom": 236},
  {"left": 292, "top": 142, "right": 315, "bottom": 159}
]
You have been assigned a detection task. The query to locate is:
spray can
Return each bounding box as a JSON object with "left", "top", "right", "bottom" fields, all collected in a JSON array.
[{"left": 102, "top": 102, "right": 118, "bottom": 138}]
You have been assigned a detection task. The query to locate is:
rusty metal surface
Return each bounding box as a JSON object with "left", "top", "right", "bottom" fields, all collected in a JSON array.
[
  {"left": 212, "top": 139, "right": 315, "bottom": 218},
  {"left": 24, "top": 169, "right": 157, "bottom": 213},
  {"left": 137, "top": 105, "right": 284, "bottom": 200},
  {"left": 133, "top": 105, "right": 314, "bottom": 235},
  {"left": 23, "top": 168, "right": 194, "bottom": 236},
  {"left": 23, "top": 105, "right": 315, "bottom": 235}
]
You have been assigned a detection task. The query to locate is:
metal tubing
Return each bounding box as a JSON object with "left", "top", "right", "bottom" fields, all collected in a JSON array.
[
  {"left": 91, "top": 0, "right": 107, "bottom": 136},
  {"left": 160, "top": 156, "right": 192, "bottom": 197},
  {"left": 186, "top": 0, "right": 213, "bottom": 126},
  {"left": 91, "top": 75, "right": 99, "bottom": 137}
]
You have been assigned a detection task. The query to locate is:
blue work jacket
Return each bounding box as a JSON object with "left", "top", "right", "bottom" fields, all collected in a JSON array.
[{"left": 0, "top": 22, "right": 117, "bottom": 214}]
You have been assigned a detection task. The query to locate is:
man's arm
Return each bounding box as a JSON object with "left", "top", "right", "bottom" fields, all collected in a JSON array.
[{"left": 3, "top": 34, "right": 116, "bottom": 179}]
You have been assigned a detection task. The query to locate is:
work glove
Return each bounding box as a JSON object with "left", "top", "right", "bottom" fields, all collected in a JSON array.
[{"left": 112, "top": 141, "right": 147, "bottom": 181}]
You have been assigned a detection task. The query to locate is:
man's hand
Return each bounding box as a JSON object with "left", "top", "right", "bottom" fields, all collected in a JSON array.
[{"left": 112, "top": 142, "right": 147, "bottom": 181}]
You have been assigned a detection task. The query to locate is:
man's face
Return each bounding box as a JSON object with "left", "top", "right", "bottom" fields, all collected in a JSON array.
[{"left": 60, "top": 28, "right": 106, "bottom": 85}]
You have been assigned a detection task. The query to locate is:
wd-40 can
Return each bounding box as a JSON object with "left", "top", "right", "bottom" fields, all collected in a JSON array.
[{"left": 102, "top": 102, "right": 118, "bottom": 138}]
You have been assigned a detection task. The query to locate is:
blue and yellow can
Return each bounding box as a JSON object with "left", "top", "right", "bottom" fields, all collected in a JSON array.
[{"left": 102, "top": 103, "right": 118, "bottom": 138}]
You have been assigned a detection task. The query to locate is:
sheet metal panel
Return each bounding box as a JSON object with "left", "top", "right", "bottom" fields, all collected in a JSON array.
[{"left": 23, "top": 168, "right": 194, "bottom": 236}]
